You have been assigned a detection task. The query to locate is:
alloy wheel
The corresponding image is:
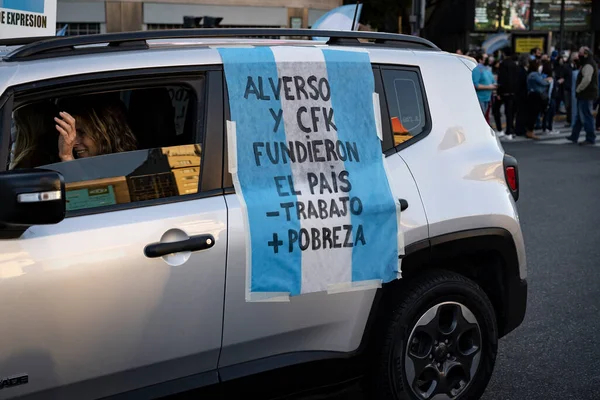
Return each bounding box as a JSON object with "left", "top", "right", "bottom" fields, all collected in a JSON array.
[{"left": 403, "top": 301, "right": 482, "bottom": 400}]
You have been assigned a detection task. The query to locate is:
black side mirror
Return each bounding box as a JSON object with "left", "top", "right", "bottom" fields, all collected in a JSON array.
[{"left": 0, "top": 169, "right": 66, "bottom": 238}]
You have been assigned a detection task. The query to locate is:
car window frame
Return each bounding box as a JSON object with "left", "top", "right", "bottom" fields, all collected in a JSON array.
[
  {"left": 0, "top": 65, "right": 225, "bottom": 218},
  {"left": 376, "top": 64, "right": 432, "bottom": 156}
]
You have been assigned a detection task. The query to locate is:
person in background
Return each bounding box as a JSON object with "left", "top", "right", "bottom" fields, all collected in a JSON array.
[
  {"left": 491, "top": 56, "right": 504, "bottom": 136},
  {"left": 596, "top": 73, "right": 600, "bottom": 131},
  {"left": 496, "top": 49, "right": 519, "bottom": 140},
  {"left": 10, "top": 101, "right": 60, "bottom": 169},
  {"left": 514, "top": 53, "right": 530, "bottom": 137},
  {"left": 530, "top": 47, "right": 542, "bottom": 60},
  {"left": 541, "top": 60, "right": 560, "bottom": 135},
  {"left": 472, "top": 52, "right": 497, "bottom": 119},
  {"left": 567, "top": 51, "right": 579, "bottom": 125},
  {"left": 555, "top": 52, "right": 572, "bottom": 126},
  {"left": 566, "top": 46, "right": 598, "bottom": 145},
  {"left": 594, "top": 53, "right": 600, "bottom": 131},
  {"left": 525, "top": 59, "right": 552, "bottom": 140}
]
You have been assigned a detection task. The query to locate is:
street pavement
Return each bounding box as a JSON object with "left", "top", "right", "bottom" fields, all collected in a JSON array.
[
  {"left": 482, "top": 139, "right": 600, "bottom": 400},
  {"left": 170, "top": 138, "right": 600, "bottom": 400},
  {"left": 286, "top": 138, "right": 600, "bottom": 400}
]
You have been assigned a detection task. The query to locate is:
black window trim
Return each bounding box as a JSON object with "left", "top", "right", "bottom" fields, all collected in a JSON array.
[
  {"left": 222, "top": 78, "right": 233, "bottom": 191},
  {"left": 376, "top": 64, "right": 432, "bottom": 156},
  {"left": 0, "top": 91, "right": 13, "bottom": 174},
  {"left": 0, "top": 65, "right": 225, "bottom": 218}
]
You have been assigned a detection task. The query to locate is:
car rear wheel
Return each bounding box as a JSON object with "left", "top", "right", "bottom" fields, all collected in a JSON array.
[{"left": 373, "top": 270, "right": 498, "bottom": 400}]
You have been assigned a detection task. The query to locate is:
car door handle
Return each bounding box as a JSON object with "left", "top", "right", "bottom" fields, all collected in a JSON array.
[
  {"left": 144, "top": 234, "right": 215, "bottom": 258},
  {"left": 399, "top": 198, "right": 409, "bottom": 212}
]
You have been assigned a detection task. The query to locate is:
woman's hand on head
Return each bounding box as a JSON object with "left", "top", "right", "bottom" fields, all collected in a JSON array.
[{"left": 56, "top": 112, "right": 76, "bottom": 162}]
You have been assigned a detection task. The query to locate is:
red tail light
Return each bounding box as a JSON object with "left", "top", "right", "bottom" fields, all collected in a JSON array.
[
  {"left": 505, "top": 166, "right": 517, "bottom": 191},
  {"left": 503, "top": 154, "right": 519, "bottom": 201}
]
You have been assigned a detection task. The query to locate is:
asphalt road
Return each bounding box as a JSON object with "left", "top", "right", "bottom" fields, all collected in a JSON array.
[
  {"left": 173, "top": 140, "right": 600, "bottom": 400},
  {"left": 482, "top": 140, "right": 600, "bottom": 400},
  {"left": 287, "top": 140, "right": 600, "bottom": 400}
]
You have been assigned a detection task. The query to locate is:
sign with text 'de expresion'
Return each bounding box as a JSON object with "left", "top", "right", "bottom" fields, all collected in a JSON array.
[
  {"left": 219, "top": 46, "right": 401, "bottom": 302},
  {"left": 0, "top": 0, "right": 56, "bottom": 39}
]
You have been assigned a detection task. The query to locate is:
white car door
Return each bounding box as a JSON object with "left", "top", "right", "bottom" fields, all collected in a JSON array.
[{"left": 0, "top": 69, "right": 227, "bottom": 399}]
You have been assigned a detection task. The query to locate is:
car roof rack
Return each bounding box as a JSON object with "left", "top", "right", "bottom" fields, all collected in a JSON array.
[{"left": 3, "top": 28, "right": 440, "bottom": 62}]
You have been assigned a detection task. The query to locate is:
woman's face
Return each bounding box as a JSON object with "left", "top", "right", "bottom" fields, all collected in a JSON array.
[{"left": 74, "top": 116, "right": 100, "bottom": 158}]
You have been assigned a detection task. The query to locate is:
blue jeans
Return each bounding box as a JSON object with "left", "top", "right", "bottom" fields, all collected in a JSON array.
[
  {"left": 542, "top": 98, "right": 555, "bottom": 131},
  {"left": 479, "top": 100, "right": 490, "bottom": 115},
  {"left": 570, "top": 99, "right": 596, "bottom": 143}
]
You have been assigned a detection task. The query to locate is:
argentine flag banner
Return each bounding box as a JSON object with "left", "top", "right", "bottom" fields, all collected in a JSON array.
[{"left": 218, "top": 46, "right": 402, "bottom": 301}]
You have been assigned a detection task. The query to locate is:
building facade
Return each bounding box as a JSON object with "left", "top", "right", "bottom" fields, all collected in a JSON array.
[
  {"left": 56, "top": 0, "right": 342, "bottom": 35},
  {"left": 422, "top": 0, "right": 600, "bottom": 53}
]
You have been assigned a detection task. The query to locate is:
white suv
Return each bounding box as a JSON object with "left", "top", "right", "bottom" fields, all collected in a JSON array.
[{"left": 0, "top": 29, "right": 526, "bottom": 400}]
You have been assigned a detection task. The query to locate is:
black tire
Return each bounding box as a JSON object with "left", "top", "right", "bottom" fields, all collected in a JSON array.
[{"left": 372, "top": 270, "right": 498, "bottom": 400}]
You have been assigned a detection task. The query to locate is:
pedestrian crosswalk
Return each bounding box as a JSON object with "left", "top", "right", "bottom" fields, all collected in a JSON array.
[
  {"left": 538, "top": 138, "right": 600, "bottom": 146},
  {"left": 497, "top": 126, "right": 600, "bottom": 147}
]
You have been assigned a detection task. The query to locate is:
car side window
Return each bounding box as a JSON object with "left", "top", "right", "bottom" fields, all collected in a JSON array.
[
  {"left": 381, "top": 68, "right": 429, "bottom": 148},
  {"left": 8, "top": 78, "right": 206, "bottom": 213}
]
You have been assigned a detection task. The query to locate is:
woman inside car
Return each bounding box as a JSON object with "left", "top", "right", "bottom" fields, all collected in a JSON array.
[
  {"left": 10, "top": 101, "right": 61, "bottom": 169},
  {"left": 55, "top": 96, "right": 137, "bottom": 161}
]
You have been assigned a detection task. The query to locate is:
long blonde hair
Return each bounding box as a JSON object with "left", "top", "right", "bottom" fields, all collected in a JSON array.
[{"left": 68, "top": 97, "right": 137, "bottom": 155}]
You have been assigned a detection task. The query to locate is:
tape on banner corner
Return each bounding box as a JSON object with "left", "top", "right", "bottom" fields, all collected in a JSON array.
[
  {"left": 373, "top": 92, "right": 383, "bottom": 141},
  {"left": 226, "top": 120, "right": 238, "bottom": 174},
  {"left": 327, "top": 279, "right": 382, "bottom": 294},
  {"left": 246, "top": 291, "right": 291, "bottom": 302}
]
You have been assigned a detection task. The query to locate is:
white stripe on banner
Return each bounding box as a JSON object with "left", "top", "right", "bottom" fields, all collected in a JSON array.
[
  {"left": 218, "top": 46, "right": 401, "bottom": 301},
  {"left": 226, "top": 120, "right": 238, "bottom": 174},
  {"left": 270, "top": 47, "right": 352, "bottom": 294},
  {"left": 373, "top": 93, "right": 383, "bottom": 141}
]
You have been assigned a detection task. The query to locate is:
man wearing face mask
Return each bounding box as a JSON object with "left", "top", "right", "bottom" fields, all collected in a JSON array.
[{"left": 566, "top": 47, "right": 598, "bottom": 145}]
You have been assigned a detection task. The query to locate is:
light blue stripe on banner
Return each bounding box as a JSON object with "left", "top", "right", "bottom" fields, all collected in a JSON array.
[
  {"left": 2, "top": 0, "right": 45, "bottom": 13},
  {"left": 219, "top": 47, "right": 302, "bottom": 296},
  {"left": 322, "top": 49, "right": 399, "bottom": 283}
]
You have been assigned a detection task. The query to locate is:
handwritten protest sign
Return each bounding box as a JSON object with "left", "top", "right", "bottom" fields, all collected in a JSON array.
[{"left": 219, "top": 46, "right": 401, "bottom": 301}]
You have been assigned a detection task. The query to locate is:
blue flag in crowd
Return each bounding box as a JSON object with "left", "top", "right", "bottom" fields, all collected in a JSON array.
[{"left": 56, "top": 25, "right": 68, "bottom": 36}]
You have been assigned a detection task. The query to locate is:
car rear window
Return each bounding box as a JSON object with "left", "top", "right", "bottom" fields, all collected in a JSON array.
[{"left": 381, "top": 69, "right": 429, "bottom": 147}]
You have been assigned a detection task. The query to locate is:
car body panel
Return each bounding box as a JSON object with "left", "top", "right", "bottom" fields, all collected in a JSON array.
[
  {"left": 0, "top": 197, "right": 227, "bottom": 399},
  {"left": 392, "top": 52, "right": 527, "bottom": 279},
  {"left": 0, "top": 37, "right": 527, "bottom": 398},
  {"left": 219, "top": 152, "right": 428, "bottom": 366}
]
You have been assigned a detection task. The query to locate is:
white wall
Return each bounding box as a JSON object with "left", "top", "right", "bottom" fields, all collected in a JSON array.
[
  {"left": 57, "top": 0, "right": 105, "bottom": 23},
  {"left": 143, "top": 3, "right": 286, "bottom": 26}
]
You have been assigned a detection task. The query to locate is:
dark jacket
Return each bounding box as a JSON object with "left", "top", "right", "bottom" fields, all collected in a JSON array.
[
  {"left": 555, "top": 62, "right": 570, "bottom": 91},
  {"left": 497, "top": 58, "right": 519, "bottom": 96},
  {"left": 576, "top": 56, "right": 599, "bottom": 101},
  {"left": 516, "top": 65, "right": 528, "bottom": 102}
]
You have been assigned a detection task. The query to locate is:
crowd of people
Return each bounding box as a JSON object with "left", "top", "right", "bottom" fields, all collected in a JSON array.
[{"left": 466, "top": 45, "right": 599, "bottom": 145}]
